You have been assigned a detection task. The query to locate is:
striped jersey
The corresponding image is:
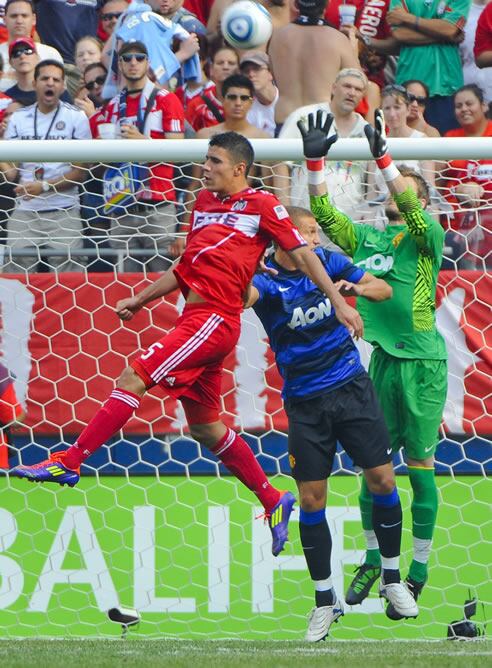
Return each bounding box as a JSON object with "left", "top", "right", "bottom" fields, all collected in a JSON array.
[{"left": 253, "top": 248, "right": 365, "bottom": 400}]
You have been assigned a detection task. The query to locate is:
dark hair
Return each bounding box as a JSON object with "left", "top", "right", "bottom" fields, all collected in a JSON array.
[
  {"left": 222, "top": 74, "right": 254, "bottom": 98},
  {"left": 211, "top": 46, "right": 239, "bottom": 65},
  {"left": 402, "top": 79, "right": 430, "bottom": 98},
  {"left": 5, "top": 0, "right": 34, "bottom": 14},
  {"left": 398, "top": 165, "right": 430, "bottom": 205},
  {"left": 209, "top": 132, "right": 254, "bottom": 176},
  {"left": 454, "top": 83, "right": 485, "bottom": 104},
  {"left": 83, "top": 61, "right": 108, "bottom": 79},
  {"left": 296, "top": 0, "right": 327, "bottom": 19},
  {"left": 34, "top": 59, "right": 65, "bottom": 80}
]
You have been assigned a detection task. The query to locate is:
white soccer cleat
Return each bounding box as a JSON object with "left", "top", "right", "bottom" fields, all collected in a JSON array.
[
  {"left": 379, "top": 580, "right": 419, "bottom": 619},
  {"left": 305, "top": 599, "right": 344, "bottom": 642}
]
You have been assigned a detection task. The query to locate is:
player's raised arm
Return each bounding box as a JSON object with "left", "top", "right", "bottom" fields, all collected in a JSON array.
[
  {"left": 115, "top": 259, "right": 180, "bottom": 320},
  {"left": 297, "top": 111, "right": 358, "bottom": 257},
  {"left": 366, "top": 109, "right": 434, "bottom": 240}
]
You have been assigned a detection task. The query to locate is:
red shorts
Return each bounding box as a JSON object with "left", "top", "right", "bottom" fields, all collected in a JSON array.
[{"left": 132, "top": 303, "right": 240, "bottom": 411}]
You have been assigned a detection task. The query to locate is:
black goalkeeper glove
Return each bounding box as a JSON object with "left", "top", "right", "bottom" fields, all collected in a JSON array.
[
  {"left": 297, "top": 110, "right": 338, "bottom": 159},
  {"left": 364, "top": 108, "right": 388, "bottom": 159}
]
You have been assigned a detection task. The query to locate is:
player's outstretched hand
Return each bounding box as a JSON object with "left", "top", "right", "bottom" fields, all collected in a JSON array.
[
  {"left": 297, "top": 110, "right": 338, "bottom": 159},
  {"left": 334, "top": 301, "right": 364, "bottom": 339},
  {"left": 115, "top": 296, "right": 142, "bottom": 321},
  {"left": 364, "top": 109, "right": 387, "bottom": 159},
  {"left": 335, "top": 279, "right": 363, "bottom": 298}
]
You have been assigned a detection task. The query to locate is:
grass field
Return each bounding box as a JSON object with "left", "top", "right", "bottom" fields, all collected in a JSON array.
[{"left": 0, "top": 639, "right": 490, "bottom": 667}]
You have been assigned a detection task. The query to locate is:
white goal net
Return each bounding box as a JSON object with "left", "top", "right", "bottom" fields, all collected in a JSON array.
[{"left": 0, "top": 138, "right": 489, "bottom": 640}]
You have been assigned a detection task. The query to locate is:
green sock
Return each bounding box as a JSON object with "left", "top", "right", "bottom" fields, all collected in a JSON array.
[
  {"left": 359, "top": 477, "right": 381, "bottom": 566},
  {"left": 408, "top": 466, "right": 438, "bottom": 583}
]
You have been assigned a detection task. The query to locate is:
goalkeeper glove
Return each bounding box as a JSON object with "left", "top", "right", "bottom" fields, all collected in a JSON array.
[
  {"left": 297, "top": 110, "right": 338, "bottom": 185},
  {"left": 364, "top": 109, "right": 399, "bottom": 183}
]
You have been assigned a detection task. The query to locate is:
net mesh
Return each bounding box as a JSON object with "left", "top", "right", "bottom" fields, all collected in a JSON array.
[{"left": 0, "top": 154, "right": 490, "bottom": 639}]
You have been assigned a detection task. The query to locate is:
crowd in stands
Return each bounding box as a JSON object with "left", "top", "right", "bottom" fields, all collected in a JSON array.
[{"left": 0, "top": 0, "right": 490, "bottom": 272}]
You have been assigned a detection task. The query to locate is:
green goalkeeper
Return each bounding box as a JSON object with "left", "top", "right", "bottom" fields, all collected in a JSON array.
[{"left": 297, "top": 110, "right": 447, "bottom": 618}]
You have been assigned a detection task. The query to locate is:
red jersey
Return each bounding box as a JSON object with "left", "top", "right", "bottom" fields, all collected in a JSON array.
[
  {"left": 356, "top": 0, "right": 391, "bottom": 39},
  {"left": 186, "top": 84, "right": 224, "bottom": 131},
  {"left": 90, "top": 86, "right": 184, "bottom": 202},
  {"left": 183, "top": 0, "right": 215, "bottom": 25},
  {"left": 174, "top": 188, "right": 307, "bottom": 314},
  {"left": 474, "top": 2, "right": 492, "bottom": 58}
]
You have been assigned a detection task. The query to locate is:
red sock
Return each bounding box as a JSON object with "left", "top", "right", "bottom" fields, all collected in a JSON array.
[
  {"left": 63, "top": 389, "right": 141, "bottom": 470},
  {"left": 211, "top": 428, "right": 280, "bottom": 512}
]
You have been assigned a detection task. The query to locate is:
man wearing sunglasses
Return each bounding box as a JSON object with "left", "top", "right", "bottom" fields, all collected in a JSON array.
[
  {"left": 98, "top": 0, "right": 127, "bottom": 41},
  {"left": 5, "top": 36, "right": 71, "bottom": 106},
  {"left": 0, "top": 0, "right": 63, "bottom": 92},
  {"left": 91, "top": 40, "right": 185, "bottom": 271},
  {"left": 194, "top": 74, "right": 270, "bottom": 140}
]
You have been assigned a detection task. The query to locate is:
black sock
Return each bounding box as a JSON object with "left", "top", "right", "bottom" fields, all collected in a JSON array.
[
  {"left": 299, "top": 508, "right": 334, "bottom": 606},
  {"left": 372, "top": 489, "right": 402, "bottom": 580}
]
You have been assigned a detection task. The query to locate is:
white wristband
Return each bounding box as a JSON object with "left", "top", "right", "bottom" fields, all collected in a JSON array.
[
  {"left": 380, "top": 163, "right": 400, "bottom": 183},
  {"left": 307, "top": 169, "right": 326, "bottom": 185}
]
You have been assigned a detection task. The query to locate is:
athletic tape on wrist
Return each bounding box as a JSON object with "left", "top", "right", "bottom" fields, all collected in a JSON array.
[
  {"left": 376, "top": 154, "right": 399, "bottom": 182},
  {"left": 306, "top": 158, "right": 325, "bottom": 185}
]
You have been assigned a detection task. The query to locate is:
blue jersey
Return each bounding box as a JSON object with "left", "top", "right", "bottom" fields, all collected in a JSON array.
[{"left": 253, "top": 248, "right": 365, "bottom": 401}]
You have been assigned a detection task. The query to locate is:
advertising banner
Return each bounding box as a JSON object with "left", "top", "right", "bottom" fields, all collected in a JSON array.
[
  {"left": 0, "top": 476, "right": 489, "bottom": 639},
  {"left": 0, "top": 270, "right": 490, "bottom": 437}
]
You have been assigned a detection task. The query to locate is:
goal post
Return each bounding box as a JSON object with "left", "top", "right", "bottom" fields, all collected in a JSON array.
[{"left": 0, "top": 139, "right": 489, "bottom": 639}]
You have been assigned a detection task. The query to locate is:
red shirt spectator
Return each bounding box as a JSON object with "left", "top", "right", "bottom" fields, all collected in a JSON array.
[
  {"left": 91, "top": 84, "right": 184, "bottom": 202},
  {"left": 186, "top": 83, "right": 224, "bottom": 131}
]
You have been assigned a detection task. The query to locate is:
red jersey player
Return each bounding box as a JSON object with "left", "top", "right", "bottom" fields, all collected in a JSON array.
[{"left": 12, "top": 131, "right": 363, "bottom": 556}]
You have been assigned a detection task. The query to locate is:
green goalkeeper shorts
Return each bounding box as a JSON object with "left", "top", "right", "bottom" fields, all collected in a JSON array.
[{"left": 368, "top": 347, "right": 447, "bottom": 460}]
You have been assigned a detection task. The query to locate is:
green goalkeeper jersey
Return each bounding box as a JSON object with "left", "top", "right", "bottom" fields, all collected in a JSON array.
[{"left": 311, "top": 188, "right": 447, "bottom": 360}]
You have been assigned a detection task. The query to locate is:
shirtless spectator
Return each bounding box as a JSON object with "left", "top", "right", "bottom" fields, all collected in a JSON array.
[
  {"left": 268, "top": 0, "right": 360, "bottom": 134},
  {"left": 0, "top": 0, "right": 62, "bottom": 92},
  {"left": 186, "top": 45, "right": 238, "bottom": 131},
  {"left": 239, "top": 51, "right": 277, "bottom": 137}
]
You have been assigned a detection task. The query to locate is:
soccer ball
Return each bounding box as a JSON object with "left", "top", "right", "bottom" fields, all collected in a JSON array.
[{"left": 221, "top": 1, "right": 273, "bottom": 51}]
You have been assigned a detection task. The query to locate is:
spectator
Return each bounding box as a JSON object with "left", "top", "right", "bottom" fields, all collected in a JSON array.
[
  {"left": 33, "top": 0, "right": 100, "bottom": 65},
  {"left": 1, "top": 59, "right": 91, "bottom": 273},
  {"left": 0, "top": 54, "right": 15, "bottom": 244},
  {"left": 195, "top": 73, "right": 269, "bottom": 139},
  {"left": 274, "top": 69, "right": 370, "bottom": 228},
  {"left": 0, "top": 1, "right": 8, "bottom": 43},
  {"left": 0, "top": 0, "right": 63, "bottom": 92},
  {"left": 403, "top": 80, "right": 440, "bottom": 138},
  {"left": 75, "top": 36, "right": 103, "bottom": 76},
  {"left": 372, "top": 84, "right": 434, "bottom": 201},
  {"left": 156, "top": 0, "right": 206, "bottom": 37},
  {"left": 385, "top": 0, "right": 470, "bottom": 134},
  {"left": 186, "top": 45, "right": 238, "bottom": 131},
  {"left": 268, "top": 0, "right": 360, "bottom": 134},
  {"left": 5, "top": 37, "right": 71, "bottom": 105},
  {"left": 183, "top": 0, "right": 214, "bottom": 25},
  {"left": 99, "top": 0, "right": 127, "bottom": 42},
  {"left": 440, "top": 84, "right": 492, "bottom": 269},
  {"left": 91, "top": 41, "right": 184, "bottom": 272},
  {"left": 473, "top": 0, "right": 492, "bottom": 103},
  {"left": 239, "top": 51, "right": 278, "bottom": 137},
  {"left": 75, "top": 61, "right": 107, "bottom": 118},
  {"left": 75, "top": 62, "right": 113, "bottom": 272}
]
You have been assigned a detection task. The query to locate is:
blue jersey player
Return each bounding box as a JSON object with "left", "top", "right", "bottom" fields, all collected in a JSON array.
[{"left": 245, "top": 206, "right": 419, "bottom": 641}]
